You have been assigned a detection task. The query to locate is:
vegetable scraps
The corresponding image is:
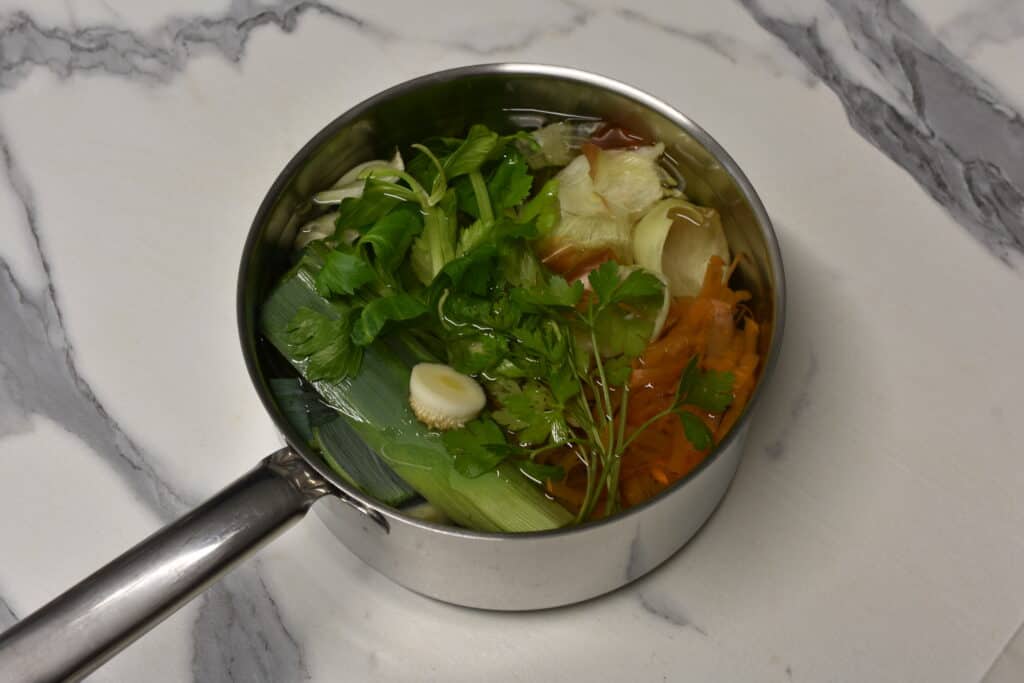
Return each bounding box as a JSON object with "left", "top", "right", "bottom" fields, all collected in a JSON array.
[{"left": 260, "top": 120, "right": 762, "bottom": 532}]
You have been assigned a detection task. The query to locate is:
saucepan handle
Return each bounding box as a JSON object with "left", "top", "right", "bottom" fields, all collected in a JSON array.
[{"left": 0, "top": 447, "right": 331, "bottom": 683}]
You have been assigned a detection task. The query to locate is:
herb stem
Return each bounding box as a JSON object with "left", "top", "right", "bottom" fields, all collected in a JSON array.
[{"left": 469, "top": 171, "right": 494, "bottom": 224}]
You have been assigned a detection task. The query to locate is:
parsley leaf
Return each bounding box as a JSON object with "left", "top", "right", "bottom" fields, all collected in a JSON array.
[
  {"left": 687, "top": 370, "right": 735, "bottom": 413},
  {"left": 518, "top": 460, "right": 565, "bottom": 484},
  {"left": 315, "top": 250, "right": 375, "bottom": 298},
  {"left": 511, "top": 275, "right": 584, "bottom": 308},
  {"left": 492, "top": 381, "right": 571, "bottom": 446},
  {"left": 587, "top": 260, "right": 664, "bottom": 311},
  {"left": 614, "top": 269, "right": 664, "bottom": 302},
  {"left": 447, "top": 332, "right": 509, "bottom": 375},
  {"left": 603, "top": 356, "right": 633, "bottom": 386},
  {"left": 285, "top": 306, "right": 362, "bottom": 381},
  {"left": 548, "top": 362, "right": 580, "bottom": 404},
  {"left": 442, "top": 417, "right": 510, "bottom": 478},
  {"left": 592, "top": 307, "right": 656, "bottom": 359},
  {"left": 587, "top": 260, "right": 622, "bottom": 308},
  {"left": 351, "top": 293, "right": 428, "bottom": 346},
  {"left": 679, "top": 412, "right": 713, "bottom": 451}
]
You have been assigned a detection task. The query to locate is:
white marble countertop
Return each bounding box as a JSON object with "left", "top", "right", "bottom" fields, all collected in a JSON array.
[{"left": 1, "top": 1, "right": 1023, "bottom": 681}]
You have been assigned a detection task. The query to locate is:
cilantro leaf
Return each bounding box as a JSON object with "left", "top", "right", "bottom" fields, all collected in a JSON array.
[
  {"left": 442, "top": 417, "right": 510, "bottom": 478},
  {"left": 488, "top": 148, "right": 533, "bottom": 213},
  {"left": 315, "top": 250, "right": 375, "bottom": 298},
  {"left": 679, "top": 411, "right": 713, "bottom": 451},
  {"left": 687, "top": 370, "right": 735, "bottom": 413},
  {"left": 359, "top": 207, "right": 422, "bottom": 273},
  {"left": 444, "top": 124, "right": 499, "bottom": 178},
  {"left": 285, "top": 306, "right": 362, "bottom": 381},
  {"left": 351, "top": 293, "right": 428, "bottom": 346}
]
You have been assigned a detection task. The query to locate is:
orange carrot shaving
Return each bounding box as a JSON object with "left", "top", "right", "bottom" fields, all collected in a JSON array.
[{"left": 549, "top": 256, "right": 764, "bottom": 514}]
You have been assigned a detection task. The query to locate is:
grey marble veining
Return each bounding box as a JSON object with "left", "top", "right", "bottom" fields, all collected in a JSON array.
[
  {"left": 638, "top": 591, "right": 708, "bottom": 635},
  {"left": 615, "top": 7, "right": 817, "bottom": 85},
  {"left": 0, "top": 1, "right": 387, "bottom": 88},
  {"left": 192, "top": 566, "right": 310, "bottom": 682},
  {"left": 0, "top": 132, "right": 309, "bottom": 680},
  {"left": 938, "top": 0, "right": 1024, "bottom": 58},
  {"left": 739, "top": 0, "right": 1024, "bottom": 266},
  {"left": 0, "top": 593, "right": 16, "bottom": 631},
  {"left": 0, "top": 1, "right": 1022, "bottom": 681},
  {"left": 985, "top": 620, "right": 1024, "bottom": 683},
  {"left": 0, "top": 134, "right": 186, "bottom": 516}
]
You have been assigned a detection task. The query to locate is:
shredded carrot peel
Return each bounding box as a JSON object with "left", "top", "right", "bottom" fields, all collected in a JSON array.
[{"left": 540, "top": 255, "right": 763, "bottom": 515}]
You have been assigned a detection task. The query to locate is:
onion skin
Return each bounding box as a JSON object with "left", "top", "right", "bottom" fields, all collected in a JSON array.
[{"left": 633, "top": 198, "right": 729, "bottom": 297}]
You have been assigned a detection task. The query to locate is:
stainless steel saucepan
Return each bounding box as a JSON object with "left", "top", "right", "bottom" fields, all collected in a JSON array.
[{"left": 0, "top": 64, "right": 785, "bottom": 682}]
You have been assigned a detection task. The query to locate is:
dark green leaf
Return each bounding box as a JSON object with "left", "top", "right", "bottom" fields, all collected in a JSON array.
[
  {"left": 315, "top": 250, "right": 375, "bottom": 298},
  {"left": 410, "top": 191, "right": 458, "bottom": 285},
  {"left": 454, "top": 175, "right": 481, "bottom": 219},
  {"left": 514, "top": 319, "right": 569, "bottom": 364},
  {"left": 687, "top": 370, "right": 736, "bottom": 413},
  {"left": 614, "top": 269, "right": 664, "bottom": 302},
  {"left": 268, "top": 377, "right": 336, "bottom": 443},
  {"left": 549, "top": 362, "right": 580, "bottom": 404},
  {"left": 285, "top": 306, "right": 363, "bottom": 381},
  {"left": 351, "top": 293, "right": 428, "bottom": 346},
  {"left": 603, "top": 356, "right": 633, "bottom": 386},
  {"left": 456, "top": 219, "right": 489, "bottom": 255},
  {"left": 518, "top": 461, "right": 565, "bottom": 484},
  {"left": 679, "top": 411, "right": 713, "bottom": 451},
  {"left": 492, "top": 382, "right": 570, "bottom": 446},
  {"left": 439, "top": 291, "right": 523, "bottom": 331},
  {"left": 674, "top": 355, "right": 701, "bottom": 405},
  {"left": 488, "top": 148, "right": 533, "bottom": 213},
  {"left": 335, "top": 178, "right": 406, "bottom": 235},
  {"left": 442, "top": 417, "right": 510, "bottom": 478},
  {"left": 359, "top": 207, "right": 423, "bottom": 272},
  {"left": 511, "top": 275, "right": 584, "bottom": 308},
  {"left": 587, "top": 260, "right": 621, "bottom": 308},
  {"left": 593, "top": 306, "right": 655, "bottom": 359},
  {"left": 447, "top": 332, "right": 508, "bottom": 375},
  {"left": 444, "top": 124, "right": 499, "bottom": 178}
]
